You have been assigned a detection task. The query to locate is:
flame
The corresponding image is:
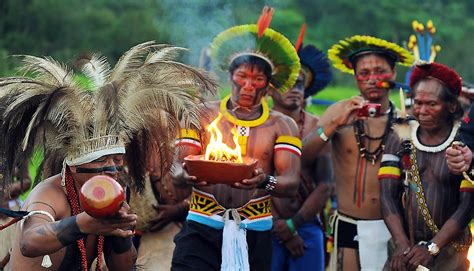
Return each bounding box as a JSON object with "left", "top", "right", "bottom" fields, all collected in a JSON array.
[
  {"left": 204, "top": 113, "right": 243, "bottom": 163},
  {"left": 468, "top": 224, "right": 474, "bottom": 270}
]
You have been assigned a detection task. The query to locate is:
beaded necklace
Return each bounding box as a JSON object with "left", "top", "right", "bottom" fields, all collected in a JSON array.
[
  {"left": 298, "top": 109, "right": 305, "bottom": 138},
  {"left": 64, "top": 168, "right": 104, "bottom": 271},
  {"left": 353, "top": 102, "right": 394, "bottom": 164}
]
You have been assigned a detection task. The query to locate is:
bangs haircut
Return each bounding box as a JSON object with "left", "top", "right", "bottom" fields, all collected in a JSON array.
[
  {"left": 229, "top": 55, "right": 272, "bottom": 82},
  {"left": 351, "top": 52, "right": 396, "bottom": 73}
]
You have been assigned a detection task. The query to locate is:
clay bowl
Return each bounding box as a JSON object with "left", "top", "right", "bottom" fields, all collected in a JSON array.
[
  {"left": 80, "top": 175, "right": 125, "bottom": 218},
  {"left": 184, "top": 155, "right": 258, "bottom": 185}
]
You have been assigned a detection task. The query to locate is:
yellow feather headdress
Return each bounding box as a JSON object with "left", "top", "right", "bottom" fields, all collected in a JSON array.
[
  {"left": 0, "top": 41, "right": 217, "bottom": 190},
  {"left": 210, "top": 7, "right": 300, "bottom": 94},
  {"left": 328, "top": 35, "right": 414, "bottom": 74}
]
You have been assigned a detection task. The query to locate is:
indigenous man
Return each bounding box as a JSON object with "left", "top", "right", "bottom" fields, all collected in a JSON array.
[
  {"left": 380, "top": 62, "right": 472, "bottom": 270},
  {"left": 0, "top": 42, "right": 216, "bottom": 270},
  {"left": 446, "top": 84, "right": 474, "bottom": 174},
  {"left": 0, "top": 162, "right": 31, "bottom": 270},
  {"left": 269, "top": 39, "right": 333, "bottom": 271},
  {"left": 302, "top": 35, "right": 413, "bottom": 270},
  {"left": 132, "top": 153, "right": 190, "bottom": 270},
  {"left": 171, "top": 7, "right": 302, "bottom": 271}
]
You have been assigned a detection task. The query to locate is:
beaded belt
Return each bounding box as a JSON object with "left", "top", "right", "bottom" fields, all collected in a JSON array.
[{"left": 187, "top": 188, "right": 272, "bottom": 231}]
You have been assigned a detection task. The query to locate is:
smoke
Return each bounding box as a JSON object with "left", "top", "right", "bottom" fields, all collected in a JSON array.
[
  {"left": 156, "top": 0, "right": 290, "bottom": 97},
  {"left": 158, "top": 1, "right": 236, "bottom": 69}
]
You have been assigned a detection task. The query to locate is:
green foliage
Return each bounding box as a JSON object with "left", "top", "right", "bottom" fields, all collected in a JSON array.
[{"left": 0, "top": 0, "right": 473, "bottom": 84}]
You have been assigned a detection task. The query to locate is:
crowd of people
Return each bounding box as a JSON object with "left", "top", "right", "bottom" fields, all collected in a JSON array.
[{"left": 0, "top": 6, "right": 472, "bottom": 271}]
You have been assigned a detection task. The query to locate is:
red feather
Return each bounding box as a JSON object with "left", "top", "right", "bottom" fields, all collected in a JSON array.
[
  {"left": 295, "top": 23, "right": 307, "bottom": 51},
  {"left": 257, "top": 6, "right": 274, "bottom": 38}
]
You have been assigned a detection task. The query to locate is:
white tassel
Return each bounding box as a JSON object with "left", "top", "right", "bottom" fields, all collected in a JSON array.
[
  {"left": 41, "top": 255, "right": 52, "bottom": 268},
  {"left": 221, "top": 209, "right": 249, "bottom": 271}
]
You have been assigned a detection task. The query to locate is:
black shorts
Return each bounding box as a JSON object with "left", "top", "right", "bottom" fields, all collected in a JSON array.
[
  {"left": 336, "top": 219, "right": 359, "bottom": 249},
  {"left": 171, "top": 220, "right": 272, "bottom": 271}
]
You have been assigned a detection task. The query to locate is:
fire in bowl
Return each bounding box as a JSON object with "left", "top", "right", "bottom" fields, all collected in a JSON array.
[
  {"left": 80, "top": 175, "right": 125, "bottom": 218},
  {"left": 184, "top": 155, "right": 258, "bottom": 185}
]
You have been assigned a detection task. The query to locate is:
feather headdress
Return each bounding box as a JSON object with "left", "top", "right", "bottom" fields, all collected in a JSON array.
[
  {"left": 0, "top": 41, "right": 217, "bottom": 190},
  {"left": 328, "top": 35, "right": 413, "bottom": 74},
  {"left": 210, "top": 6, "right": 300, "bottom": 94},
  {"left": 293, "top": 24, "right": 332, "bottom": 98}
]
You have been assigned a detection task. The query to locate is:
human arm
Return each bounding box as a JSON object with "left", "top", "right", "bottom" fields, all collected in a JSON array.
[
  {"left": 20, "top": 184, "right": 137, "bottom": 257},
  {"left": 405, "top": 189, "right": 472, "bottom": 270},
  {"left": 171, "top": 128, "right": 207, "bottom": 187},
  {"left": 234, "top": 116, "right": 301, "bottom": 196},
  {"left": 148, "top": 200, "right": 189, "bottom": 232},
  {"left": 429, "top": 190, "right": 473, "bottom": 249},
  {"left": 379, "top": 153, "right": 410, "bottom": 271},
  {"left": 104, "top": 235, "right": 137, "bottom": 271},
  {"left": 445, "top": 144, "right": 472, "bottom": 175},
  {"left": 302, "top": 96, "right": 364, "bottom": 167}
]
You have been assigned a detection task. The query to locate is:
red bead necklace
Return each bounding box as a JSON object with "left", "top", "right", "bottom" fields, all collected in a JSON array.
[{"left": 64, "top": 168, "right": 104, "bottom": 271}]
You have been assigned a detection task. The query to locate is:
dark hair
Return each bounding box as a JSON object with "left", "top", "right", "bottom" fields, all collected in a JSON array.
[
  {"left": 228, "top": 55, "right": 272, "bottom": 81},
  {"left": 351, "top": 52, "right": 396, "bottom": 72},
  {"left": 413, "top": 79, "right": 464, "bottom": 121}
]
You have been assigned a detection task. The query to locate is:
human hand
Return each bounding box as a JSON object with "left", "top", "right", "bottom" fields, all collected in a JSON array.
[
  {"left": 389, "top": 243, "right": 410, "bottom": 271},
  {"left": 405, "top": 244, "right": 433, "bottom": 271},
  {"left": 149, "top": 204, "right": 183, "bottom": 232},
  {"left": 446, "top": 142, "right": 472, "bottom": 175},
  {"left": 77, "top": 202, "right": 137, "bottom": 238},
  {"left": 332, "top": 96, "right": 365, "bottom": 127},
  {"left": 171, "top": 162, "right": 208, "bottom": 187},
  {"left": 271, "top": 219, "right": 294, "bottom": 243},
  {"left": 233, "top": 168, "right": 266, "bottom": 190},
  {"left": 285, "top": 234, "right": 305, "bottom": 258}
]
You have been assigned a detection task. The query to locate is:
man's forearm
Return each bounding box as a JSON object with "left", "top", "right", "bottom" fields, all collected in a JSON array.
[
  {"left": 432, "top": 192, "right": 473, "bottom": 249},
  {"left": 21, "top": 216, "right": 85, "bottom": 257},
  {"left": 105, "top": 236, "right": 137, "bottom": 271},
  {"left": 293, "top": 183, "right": 329, "bottom": 228},
  {"left": 380, "top": 180, "right": 410, "bottom": 246},
  {"left": 268, "top": 174, "right": 299, "bottom": 197}
]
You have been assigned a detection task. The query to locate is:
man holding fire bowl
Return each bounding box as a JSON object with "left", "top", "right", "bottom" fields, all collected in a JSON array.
[
  {"left": 171, "top": 7, "right": 302, "bottom": 271},
  {"left": 0, "top": 42, "right": 216, "bottom": 270}
]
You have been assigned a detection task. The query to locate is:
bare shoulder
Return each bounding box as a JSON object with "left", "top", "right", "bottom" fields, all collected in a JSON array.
[
  {"left": 268, "top": 110, "right": 298, "bottom": 134},
  {"left": 269, "top": 110, "right": 297, "bottom": 126},
  {"left": 22, "top": 174, "right": 68, "bottom": 219}
]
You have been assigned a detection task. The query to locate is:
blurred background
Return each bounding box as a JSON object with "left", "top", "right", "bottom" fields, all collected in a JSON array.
[{"left": 0, "top": 0, "right": 473, "bottom": 110}]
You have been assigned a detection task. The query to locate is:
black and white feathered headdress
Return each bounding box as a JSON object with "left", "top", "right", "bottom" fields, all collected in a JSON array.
[{"left": 0, "top": 41, "right": 217, "bottom": 190}]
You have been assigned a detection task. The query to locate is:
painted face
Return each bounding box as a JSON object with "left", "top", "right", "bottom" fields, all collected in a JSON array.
[
  {"left": 354, "top": 54, "right": 396, "bottom": 102},
  {"left": 230, "top": 64, "right": 269, "bottom": 107},
  {"left": 272, "top": 70, "right": 305, "bottom": 110},
  {"left": 412, "top": 79, "right": 453, "bottom": 131},
  {"left": 74, "top": 154, "right": 124, "bottom": 181}
]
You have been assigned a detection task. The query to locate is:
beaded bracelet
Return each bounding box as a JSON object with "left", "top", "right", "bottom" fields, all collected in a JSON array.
[
  {"left": 317, "top": 126, "right": 329, "bottom": 142},
  {"left": 286, "top": 218, "right": 297, "bottom": 235},
  {"left": 265, "top": 175, "right": 277, "bottom": 192}
]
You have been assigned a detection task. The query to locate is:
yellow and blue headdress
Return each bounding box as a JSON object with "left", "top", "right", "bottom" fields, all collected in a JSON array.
[
  {"left": 328, "top": 35, "right": 413, "bottom": 74},
  {"left": 210, "top": 7, "right": 300, "bottom": 93},
  {"left": 407, "top": 20, "right": 441, "bottom": 64},
  {"left": 294, "top": 24, "right": 332, "bottom": 98},
  {"left": 404, "top": 20, "right": 441, "bottom": 88}
]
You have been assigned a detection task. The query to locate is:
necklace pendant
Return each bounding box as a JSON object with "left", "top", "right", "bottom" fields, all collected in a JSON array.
[{"left": 371, "top": 158, "right": 375, "bottom": 165}]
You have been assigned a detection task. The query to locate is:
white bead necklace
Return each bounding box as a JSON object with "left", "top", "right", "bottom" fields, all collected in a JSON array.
[{"left": 409, "top": 120, "right": 460, "bottom": 153}]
